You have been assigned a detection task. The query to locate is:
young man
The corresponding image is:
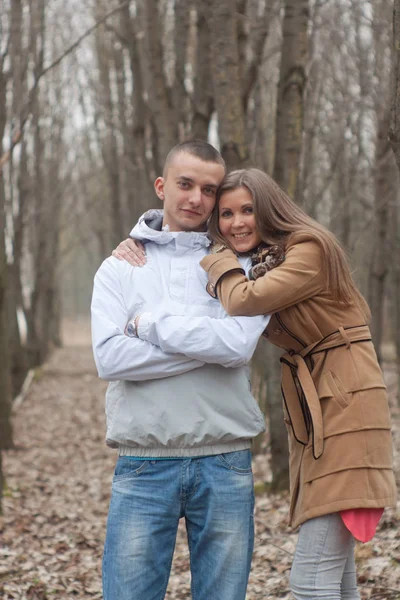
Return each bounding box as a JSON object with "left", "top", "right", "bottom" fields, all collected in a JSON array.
[{"left": 91, "top": 140, "right": 269, "bottom": 600}]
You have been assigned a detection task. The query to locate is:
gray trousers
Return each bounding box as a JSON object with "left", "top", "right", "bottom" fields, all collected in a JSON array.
[{"left": 290, "top": 513, "right": 361, "bottom": 599}]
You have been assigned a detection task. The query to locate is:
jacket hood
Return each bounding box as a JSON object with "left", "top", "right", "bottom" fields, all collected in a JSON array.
[{"left": 130, "top": 209, "right": 211, "bottom": 248}]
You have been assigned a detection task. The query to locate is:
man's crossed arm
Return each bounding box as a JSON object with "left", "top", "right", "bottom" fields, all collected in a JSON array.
[
  {"left": 91, "top": 258, "right": 269, "bottom": 381},
  {"left": 135, "top": 308, "right": 270, "bottom": 368}
]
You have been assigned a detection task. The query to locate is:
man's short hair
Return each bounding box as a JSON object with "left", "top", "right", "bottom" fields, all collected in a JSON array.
[{"left": 163, "top": 140, "right": 226, "bottom": 178}]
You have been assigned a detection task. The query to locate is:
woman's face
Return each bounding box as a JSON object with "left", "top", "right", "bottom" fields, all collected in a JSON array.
[{"left": 218, "top": 186, "right": 262, "bottom": 253}]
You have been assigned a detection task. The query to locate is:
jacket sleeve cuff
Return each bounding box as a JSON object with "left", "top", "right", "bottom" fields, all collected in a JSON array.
[
  {"left": 200, "top": 250, "right": 245, "bottom": 299},
  {"left": 136, "top": 312, "right": 153, "bottom": 340}
]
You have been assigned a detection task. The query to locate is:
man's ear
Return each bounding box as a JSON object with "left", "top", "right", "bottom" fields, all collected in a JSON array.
[{"left": 154, "top": 177, "right": 165, "bottom": 201}]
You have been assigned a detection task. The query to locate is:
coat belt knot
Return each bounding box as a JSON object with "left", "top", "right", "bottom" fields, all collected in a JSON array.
[{"left": 280, "top": 325, "right": 371, "bottom": 460}]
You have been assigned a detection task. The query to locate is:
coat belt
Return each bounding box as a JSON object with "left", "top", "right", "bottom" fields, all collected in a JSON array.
[{"left": 280, "top": 325, "right": 371, "bottom": 460}]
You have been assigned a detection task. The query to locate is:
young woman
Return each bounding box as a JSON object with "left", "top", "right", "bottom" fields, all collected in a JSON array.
[{"left": 113, "top": 168, "right": 396, "bottom": 599}]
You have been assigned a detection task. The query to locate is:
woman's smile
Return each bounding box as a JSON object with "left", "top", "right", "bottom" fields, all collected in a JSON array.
[{"left": 218, "top": 187, "right": 262, "bottom": 253}]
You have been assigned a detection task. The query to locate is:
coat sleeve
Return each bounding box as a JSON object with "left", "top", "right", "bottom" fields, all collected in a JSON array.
[
  {"left": 200, "top": 241, "right": 324, "bottom": 316},
  {"left": 91, "top": 259, "right": 205, "bottom": 381},
  {"left": 137, "top": 309, "right": 270, "bottom": 368}
]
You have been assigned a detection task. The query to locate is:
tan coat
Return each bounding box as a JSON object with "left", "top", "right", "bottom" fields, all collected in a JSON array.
[{"left": 201, "top": 232, "right": 396, "bottom": 528}]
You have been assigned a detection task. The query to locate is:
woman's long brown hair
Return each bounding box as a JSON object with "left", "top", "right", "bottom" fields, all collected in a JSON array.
[{"left": 208, "top": 168, "right": 370, "bottom": 312}]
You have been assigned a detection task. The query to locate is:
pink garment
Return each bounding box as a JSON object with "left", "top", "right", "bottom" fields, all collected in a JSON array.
[{"left": 340, "top": 508, "right": 384, "bottom": 542}]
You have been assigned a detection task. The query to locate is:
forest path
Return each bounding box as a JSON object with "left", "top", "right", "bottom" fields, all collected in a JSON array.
[{"left": 1, "top": 344, "right": 399, "bottom": 599}]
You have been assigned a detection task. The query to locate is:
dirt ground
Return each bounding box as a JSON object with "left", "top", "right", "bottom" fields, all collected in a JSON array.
[{"left": 1, "top": 331, "right": 400, "bottom": 599}]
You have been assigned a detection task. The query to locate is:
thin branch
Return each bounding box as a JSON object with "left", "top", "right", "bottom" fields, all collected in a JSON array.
[{"left": 0, "top": 0, "right": 131, "bottom": 174}]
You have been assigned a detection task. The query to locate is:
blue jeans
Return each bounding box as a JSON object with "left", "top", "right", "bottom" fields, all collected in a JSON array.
[
  {"left": 290, "top": 513, "right": 361, "bottom": 599},
  {"left": 103, "top": 451, "right": 255, "bottom": 600}
]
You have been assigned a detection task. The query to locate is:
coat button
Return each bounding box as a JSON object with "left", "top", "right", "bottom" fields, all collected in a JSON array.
[{"left": 273, "top": 328, "right": 282, "bottom": 335}]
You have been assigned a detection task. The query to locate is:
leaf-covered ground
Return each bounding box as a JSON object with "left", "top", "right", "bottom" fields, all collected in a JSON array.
[{"left": 1, "top": 341, "right": 399, "bottom": 599}]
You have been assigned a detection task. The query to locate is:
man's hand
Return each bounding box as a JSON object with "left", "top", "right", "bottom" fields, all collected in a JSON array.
[
  {"left": 125, "top": 315, "right": 141, "bottom": 337},
  {"left": 112, "top": 238, "right": 147, "bottom": 266}
]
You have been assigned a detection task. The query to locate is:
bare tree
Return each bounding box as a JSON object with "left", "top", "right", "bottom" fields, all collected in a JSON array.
[
  {"left": 7, "top": 0, "right": 29, "bottom": 395},
  {"left": 208, "top": 0, "right": 250, "bottom": 169},
  {"left": 369, "top": 107, "right": 397, "bottom": 362},
  {"left": 120, "top": 1, "right": 156, "bottom": 222},
  {"left": 138, "top": 0, "right": 179, "bottom": 169},
  {"left": 389, "top": 0, "right": 400, "bottom": 394},
  {"left": 261, "top": 0, "right": 310, "bottom": 490},
  {"left": 274, "top": 0, "right": 309, "bottom": 201},
  {"left": 390, "top": 0, "right": 400, "bottom": 170},
  {"left": 95, "top": 14, "right": 124, "bottom": 245},
  {"left": 191, "top": 4, "right": 214, "bottom": 140},
  {"left": 368, "top": 0, "right": 397, "bottom": 362},
  {"left": 0, "top": 13, "right": 13, "bottom": 511}
]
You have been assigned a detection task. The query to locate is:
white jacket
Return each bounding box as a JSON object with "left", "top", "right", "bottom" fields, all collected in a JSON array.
[{"left": 91, "top": 210, "right": 270, "bottom": 456}]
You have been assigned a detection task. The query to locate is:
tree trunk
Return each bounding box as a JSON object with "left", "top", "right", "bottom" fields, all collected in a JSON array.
[
  {"left": 369, "top": 108, "right": 397, "bottom": 363},
  {"left": 0, "top": 52, "right": 14, "bottom": 461},
  {"left": 95, "top": 20, "right": 124, "bottom": 245},
  {"left": 208, "top": 0, "right": 250, "bottom": 169},
  {"left": 330, "top": 134, "right": 351, "bottom": 251},
  {"left": 266, "top": 0, "right": 309, "bottom": 490},
  {"left": 265, "top": 345, "right": 289, "bottom": 490},
  {"left": 23, "top": 0, "right": 62, "bottom": 363},
  {"left": 7, "top": 264, "right": 28, "bottom": 397},
  {"left": 241, "top": 0, "right": 272, "bottom": 113},
  {"left": 191, "top": 4, "right": 214, "bottom": 140},
  {"left": 0, "top": 183, "right": 13, "bottom": 454},
  {"left": 250, "top": 9, "right": 281, "bottom": 174},
  {"left": 273, "top": 0, "right": 309, "bottom": 202},
  {"left": 8, "top": 0, "right": 29, "bottom": 395},
  {"left": 121, "top": 2, "right": 155, "bottom": 221},
  {"left": 252, "top": 338, "right": 289, "bottom": 489},
  {"left": 389, "top": 0, "right": 400, "bottom": 399},
  {"left": 40, "top": 94, "right": 64, "bottom": 351},
  {"left": 389, "top": 0, "right": 400, "bottom": 170},
  {"left": 173, "top": 0, "right": 190, "bottom": 138},
  {"left": 139, "top": 0, "right": 178, "bottom": 169},
  {"left": 113, "top": 43, "right": 131, "bottom": 229}
]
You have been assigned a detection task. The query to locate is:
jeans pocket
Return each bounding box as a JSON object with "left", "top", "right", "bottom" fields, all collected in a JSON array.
[
  {"left": 113, "top": 457, "right": 150, "bottom": 481},
  {"left": 218, "top": 450, "right": 252, "bottom": 474}
]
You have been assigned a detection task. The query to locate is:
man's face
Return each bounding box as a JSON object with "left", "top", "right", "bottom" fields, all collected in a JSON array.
[{"left": 154, "top": 152, "right": 225, "bottom": 232}]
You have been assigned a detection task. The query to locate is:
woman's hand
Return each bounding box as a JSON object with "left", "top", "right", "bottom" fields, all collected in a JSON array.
[{"left": 112, "top": 238, "right": 147, "bottom": 266}]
